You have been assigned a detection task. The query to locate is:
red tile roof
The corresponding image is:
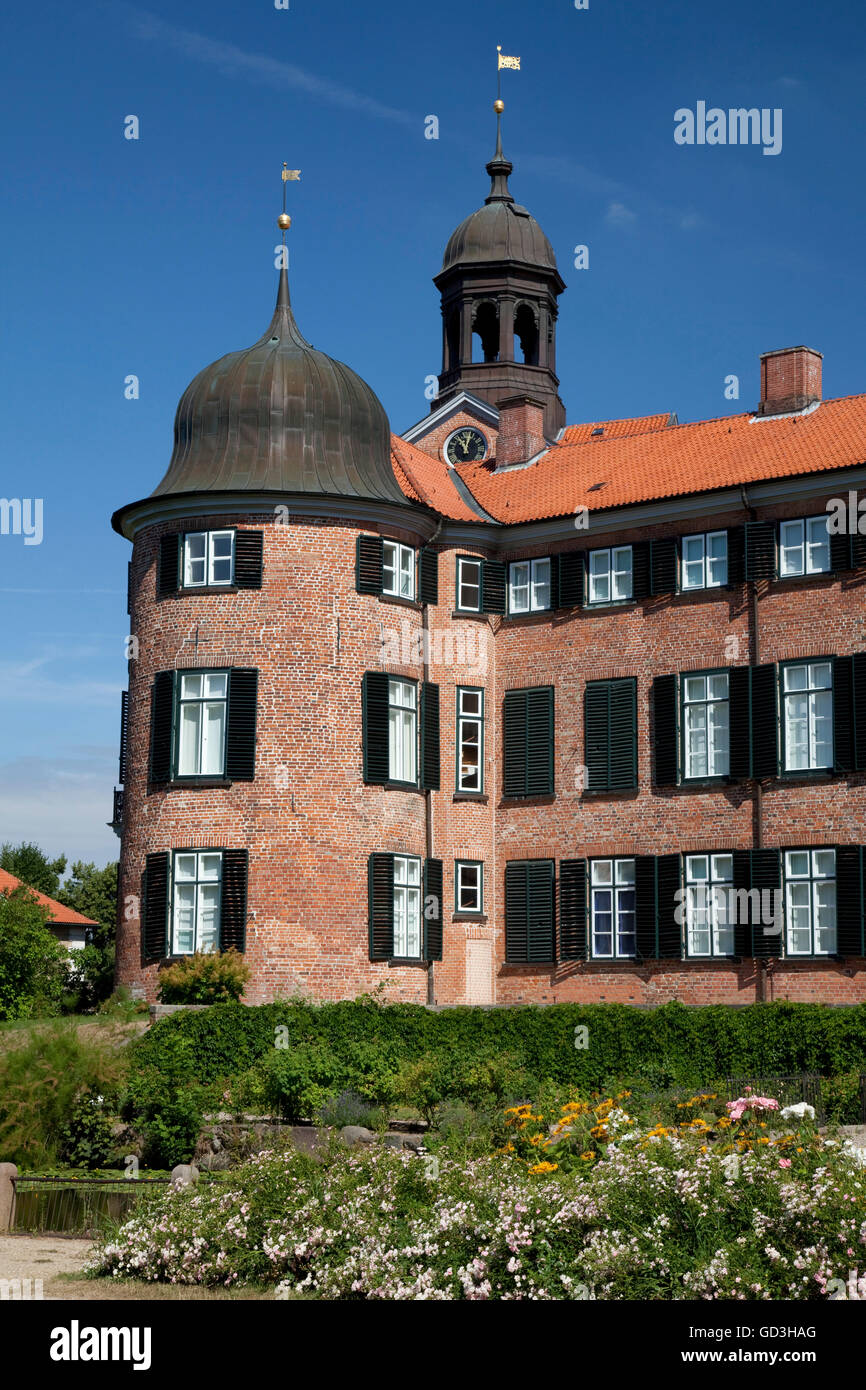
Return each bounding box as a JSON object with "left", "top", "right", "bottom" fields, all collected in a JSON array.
[
  {"left": 0, "top": 868, "right": 98, "bottom": 926},
  {"left": 390, "top": 438, "right": 481, "bottom": 522},
  {"left": 560, "top": 414, "right": 673, "bottom": 444}
]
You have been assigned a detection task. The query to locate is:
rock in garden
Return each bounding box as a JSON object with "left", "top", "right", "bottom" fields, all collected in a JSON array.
[{"left": 339, "top": 1125, "right": 375, "bottom": 1147}]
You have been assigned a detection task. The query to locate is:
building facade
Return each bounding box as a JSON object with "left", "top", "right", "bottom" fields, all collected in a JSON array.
[{"left": 112, "top": 118, "right": 866, "bottom": 1007}]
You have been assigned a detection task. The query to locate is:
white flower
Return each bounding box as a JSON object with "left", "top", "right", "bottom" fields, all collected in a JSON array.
[{"left": 780, "top": 1102, "right": 815, "bottom": 1120}]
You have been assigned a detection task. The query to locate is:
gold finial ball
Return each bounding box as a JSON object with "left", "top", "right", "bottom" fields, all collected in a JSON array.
[
  {"left": 278, "top": 213, "right": 292, "bottom": 231},
  {"left": 494, "top": 99, "right": 505, "bottom": 114}
]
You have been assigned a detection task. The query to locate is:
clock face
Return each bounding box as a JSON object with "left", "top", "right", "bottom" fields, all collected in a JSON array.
[{"left": 445, "top": 426, "right": 487, "bottom": 464}]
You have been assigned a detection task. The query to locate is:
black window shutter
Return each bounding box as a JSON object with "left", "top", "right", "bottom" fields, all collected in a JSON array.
[
  {"left": 728, "top": 666, "right": 753, "bottom": 780},
  {"left": 362, "top": 672, "right": 391, "bottom": 785},
  {"left": 158, "top": 534, "right": 180, "bottom": 597},
  {"left": 235, "top": 531, "right": 264, "bottom": 589},
  {"left": 852, "top": 533, "right": 866, "bottom": 570},
  {"left": 526, "top": 687, "right": 554, "bottom": 795},
  {"left": 829, "top": 531, "right": 852, "bottom": 574},
  {"left": 634, "top": 855, "right": 658, "bottom": 960},
  {"left": 527, "top": 860, "right": 556, "bottom": 962},
  {"left": 226, "top": 669, "right": 258, "bottom": 781},
  {"left": 650, "top": 538, "right": 677, "bottom": 596},
  {"left": 585, "top": 681, "right": 611, "bottom": 791},
  {"left": 557, "top": 552, "right": 584, "bottom": 609},
  {"left": 423, "top": 858, "right": 443, "bottom": 961},
  {"left": 368, "top": 853, "right": 395, "bottom": 960},
  {"left": 503, "top": 690, "right": 528, "bottom": 797},
  {"left": 420, "top": 682, "right": 440, "bottom": 790},
  {"left": 221, "top": 849, "right": 249, "bottom": 952},
  {"left": 119, "top": 690, "right": 129, "bottom": 785},
  {"left": 727, "top": 527, "right": 745, "bottom": 586},
  {"left": 731, "top": 850, "right": 752, "bottom": 957},
  {"left": 481, "top": 560, "right": 506, "bottom": 614},
  {"left": 418, "top": 548, "right": 439, "bottom": 605},
  {"left": 505, "top": 861, "right": 529, "bottom": 962},
  {"left": 833, "top": 655, "right": 855, "bottom": 773},
  {"left": 750, "top": 849, "right": 781, "bottom": 957},
  {"left": 142, "top": 852, "right": 169, "bottom": 963},
  {"left": 656, "top": 854, "right": 683, "bottom": 958},
  {"left": 751, "top": 664, "right": 779, "bottom": 779},
  {"left": 652, "top": 674, "right": 678, "bottom": 785},
  {"left": 609, "top": 678, "right": 638, "bottom": 790},
  {"left": 632, "top": 541, "right": 650, "bottom": 600},
  {"left": 836, "top": 846, "right": 864, "bottom": 956},
  {"left": 548, "top": 554, "right": 560, "bottom": 611},
  {"left": 356, "top": 535, "right": 384, "bottom": 595},
  {"left": 559, "top": 858, "right": 587, "bottom": 961},
  {"left": 855, "top": 653, "right": 866, "bottom": 772},
  {"left": 126, "top": 561, "right": 132, "bottom": 616},
  {"left": 149, "top": 672, "right": 175, "bottom": 783},
  {"left": 745, "top": 521, "right": 776, "bottom": 581}
]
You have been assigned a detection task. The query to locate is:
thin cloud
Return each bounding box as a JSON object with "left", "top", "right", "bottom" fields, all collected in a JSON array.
[{"left": 606, "top": 201, "right": 637, "bottom": 227}]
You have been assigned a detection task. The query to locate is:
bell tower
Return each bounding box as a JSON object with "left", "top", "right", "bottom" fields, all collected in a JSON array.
[{"left": 433, "top": 102, "right": 567, "bottom": 440}]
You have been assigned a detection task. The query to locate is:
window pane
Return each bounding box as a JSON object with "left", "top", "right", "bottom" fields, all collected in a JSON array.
[
  {"left": 784, "top": 664, "right": 808, "bottom": 692},
  {"left": 460, "top": 690, "right": 481, "bottom": 716},
  {"left": 199, "top": 854, "right": 222, "bottom": 881},
  {"left": 510, "top": 562, "right": 529, "bottom": 613},
  {"left": 459, "top": 560, "right": 481, "bottom": 610},
  {"left": 204, "top": 673, "right": 227, "bottom": 699},
  {"left": 786, "top": 851, "right": 810, "bottom": 878},
  {"left": 682, "top": 535, "right": 704, "bottom": 589},
  {"left": 173, "top": 884, "right": 196, "bottom": 954},
  {"left": 811, "top": 690, "right": 832, "bottom": 768},
  {"left": 209, "top": 532, "right": 233, "bottom": 584},
  {"left": 198, "top": 885, "right": 220, "bottom": 952},
  {"left": 813, "top": 849, "right": 835, "bottom": 878},
  {"left": 806, "top": 517, "right": 829, "bottom": 573},
  {"left": 589, "top": 551, "right": 610, "bottom": 603},
  {"left": 612, "top": 548, "right": 632, "bottom": 599},
  {"left": 685, "top": 702, "right": 708, "bottom": 779},
  {"left": 532, "top": 559, "right": 551, "bottom": 610},
  {"left": 178, "top": 702, "right": 202, "bottom": 776},
  {"left": 399, "top": 546, "right": 414, "bottom": 598},
  {"left": 779, "top": 521, "right": 804, "bottom": 576},
  {"left": 185, "top": 534, "right": 206, "bottom": 586},
  {"left": 785, "top": 693, "right": 809, "bottom": 769},
  {"left": 591, "top": 859, "right": 612, "bottom": 886},
  {"left": 202, "top": 701, "right": 226, "bottom": 775},
  {"left": 707, "top": 532, "right": 728, "bottom": 586},
  {"left": 181, "top": 674, "right": 202, "bottom": 700},
  {"left": 708, "top": 699, "right": 730, "bottom": 776},
  {"left": 684, "top": 676, "right": 706, "bottom": 703},
  {"left": 383, "top": 542, "right": 397, "bottom": 593}
]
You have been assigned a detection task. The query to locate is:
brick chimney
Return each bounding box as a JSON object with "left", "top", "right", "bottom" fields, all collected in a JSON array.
[
  {"left": 757, "top": 346, "right": 822, "bottom": 416},
  {"left": 495, "top": 395, "right": 547, "bottom": 467}
]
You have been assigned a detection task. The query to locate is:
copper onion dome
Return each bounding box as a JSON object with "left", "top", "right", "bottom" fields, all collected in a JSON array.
[{"left": 151, "top": 266, "right": 409, "bottom": 506}]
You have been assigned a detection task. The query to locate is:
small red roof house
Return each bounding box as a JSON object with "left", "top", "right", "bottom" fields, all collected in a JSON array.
[{"left": 0, "top": 868, "right": 97, "bottom": 951}]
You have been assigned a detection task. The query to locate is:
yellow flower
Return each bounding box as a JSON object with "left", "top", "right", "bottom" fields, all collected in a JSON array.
[
  {"left": 528, "top": 1161, "right": 559, "bottom": 1174},
  {"left": 580, "top": 1151, "right": 595, "bottom": 1161}
]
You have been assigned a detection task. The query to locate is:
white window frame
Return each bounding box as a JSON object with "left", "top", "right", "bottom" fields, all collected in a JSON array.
[
  {"left": 779, "top": 516, "right": 830, "bottom": 578},
  {"left": 783, "top": 661, "right": 833, "bottom": 772},
  {"left": 685, "top": 854, "right": 734, "bottom": 958},
  {"left": 680, "top": 531, "right": 728, "bottom": 590},
  {"left": 183, "top": 530, "right": 235, "bottom": 587},
  {"left": 508, "top": 558, "right": 551, "bottom": 614},
  {"left": 171, "top": 850, "right": 222, "bottom": 955},
  {"left": 388, "top": 678, "right": 417, "bottom": 783},
  {"left": 784, "top": 849, "right": 836, "bottom": 956},
  {"left": 683, "top": 671, "right": 730, "bottom": 779},
  {"left": 456, "top": 557, "right": 482, "bottom": 612},
  {"left": 383, "top": 541, "right": 415, "bottom": 600},
  {"left": 175, "top": 671, "right": 228, "bottom": 778},
  {"left": 455, "top": 860, "right": 483, "bottom": 914},
  {"left": 590, "top": 858, "right": 636, "bottom": 959},
  {"left": 456, "top": 686, "right": 484, "bottom": 792},
  {"left": 588, "top": 546, "right": 632, "bottom": 604},
  {"left": 393, "top": 854, "right": 422, "bottom": 958}
]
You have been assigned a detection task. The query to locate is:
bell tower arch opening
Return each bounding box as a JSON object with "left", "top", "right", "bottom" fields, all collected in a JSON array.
[
  {"left": 514, "top": 303, "right": 539, "bottom": 366},
  {"left": 473, "top": 300, "right": 500, "bottom": 363}
]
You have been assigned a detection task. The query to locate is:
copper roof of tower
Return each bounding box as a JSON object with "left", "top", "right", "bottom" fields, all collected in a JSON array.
[{"left": 151, "top": 266, "right": 409, "bottom": 506}]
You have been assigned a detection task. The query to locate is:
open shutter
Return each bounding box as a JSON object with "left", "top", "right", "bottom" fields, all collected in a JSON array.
[
  {"left": 559, "top": 859, "right": 588, "bottom": 961},
  {"left": 527, "top": 860, "right": 555, "bottom": 962},
  {"left": 634, "top": 855, "right": 657, "bottom": 960},
  {"left": 423, "top": 858, "right": 443, "bottom": 961},
  {"left": 149, "top": 672, "right": 174, "bottom": 783},
  {"left": 836, "top": 846, "right": 864, "bottom": 957},
  {"left": 504, "top": 861, "right": 528, "bottom": 962},
  {"left": 750, "top": 849, "right": 781, "bottom": 957},
  {"left": 829, "top": 531, "right": 852, "bottom": 573},
  {"left": 727, "top": 527, "right": 745, "bottom": 586},
  {"left": 745, "top": 521, "right": 776, "bottom": 581},
  {"left": 631, "top": 541, "right": 650, "bottom": 600},
  {"left": 368, "top": 853, "right": 395, "bottom": 960},
  {"left": 526, "top": 687, "right": 554, "bottom": 795},
  {"left": 652, "top": 674, "right": 678, "bottom": 785},
  {"left": 480, "top": 560, "right": 506, "bottom": 615},
  {"left": 221, "top": 849, "right": 249, "bottom": 953},
  {"left": 655, "top": 854, "right": 682, "bottom": 958},
  {"left": 852, "top": 533, "right": 866, "bottom": 570},
  {"left": 650, "top": 538, "right": 677, "bottom": 596},
  {"left": 118, "top": 690, "right": 129, "bottom": 785},
  {"left": 503, "top": 689, "right": 528, "bottom": 797},
  {"left": 362, "top": 672, "right": 391, "bottom": 784},
  {"left": 418, "top": 548, "right": 439, "bottom": 605},
  {"left": 584, "top": 681, "right": 611, "bottom": 792},
  {"left": 834, "top": 655, "right": 855, "bottom": 773},
  {"left": 235, "top": 531, "right": 264, "bottom": 589},
  {"left": 226, "top": 669, "right": 258, "bottom": 781},
  {"left": 142, "top": 852, "right": 169, "bottom": 963},
  {"left": 855, "top": 654, "right": 866, "bottom": 772},
  {"left": 158, "top": 534, "right": 180, "bottom": 597},
  {"left": 750, "top": 664, "right": 779, "bottom": 779},
  {"left": 356, "top": 535, "right": 384, "bottom": 595},
  {"left": 420, "top": 682, "right": 440, "bottom": 790},
  {"left": 731, "top": 850, "right": 752, "bottom": 957},
  {"left": 548, "top": 554, "right": 560, "bottom": 611},
  {"left": 609, "top": 679, "right": 638, "bottom": 789},
  {"left": 728, "top": 665, "right": 752, "bottom": 780},
  {"left": 557, "top": 552, "right": 584, "bottom": 609}
]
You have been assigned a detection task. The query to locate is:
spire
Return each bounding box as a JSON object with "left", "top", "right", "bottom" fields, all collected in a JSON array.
[
  {"left": 485, "top": 99, "right": 514, "bottom": 204},
  {"left": 267, "top": 162, "right": 309, "bottom": 345}
]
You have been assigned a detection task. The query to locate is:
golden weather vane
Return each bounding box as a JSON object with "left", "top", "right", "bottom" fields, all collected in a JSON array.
[
  {"left": 278, "top": 162, "right": 301, "bottom": 242},
  {"left": 495, "top": 44, "right": 520, "bottom": 113}
]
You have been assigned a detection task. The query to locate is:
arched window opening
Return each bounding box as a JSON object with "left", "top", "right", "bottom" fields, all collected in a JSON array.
[
  {"left": 515, "top": 304, "right": 539, "bottom": 366},
  {"left": 472, "top": 301, "right": 499, "bottom": 363},
  {"left": 446, "top": 310, "right": 460, "bottom": 369}
]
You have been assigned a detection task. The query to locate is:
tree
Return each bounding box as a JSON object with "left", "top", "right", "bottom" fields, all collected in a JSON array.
[
  {"left": 0, "top": 842, "right": 67, "bottom": 898},
  {"left": 58, "top": 861, "right": 119, "bottom": 1009},
  {"left": 0, "top": 886, "right": 68, "bottom": 1020}
]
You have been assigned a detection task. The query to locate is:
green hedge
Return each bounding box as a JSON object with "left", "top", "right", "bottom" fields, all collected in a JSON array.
[{"left": 129, "top": 999, "right": 866, "bottom": 1091}]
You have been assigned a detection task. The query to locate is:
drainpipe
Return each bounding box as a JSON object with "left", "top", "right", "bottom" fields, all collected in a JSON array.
[
  {"left": 740, "top": 485, "right": 765, "bottom": 1001},
  {"left": 422, "top": 516, "right": 444, "bottom": 1006}
]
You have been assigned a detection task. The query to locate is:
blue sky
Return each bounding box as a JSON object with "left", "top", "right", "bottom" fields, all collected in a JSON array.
[{"left": 1, "top": 0, "right": 864, "bottom": 867}]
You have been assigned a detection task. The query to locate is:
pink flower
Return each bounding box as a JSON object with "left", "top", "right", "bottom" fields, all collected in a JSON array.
[{"left": 778, "top": 1159, "right": 792, "bottom": 1169}]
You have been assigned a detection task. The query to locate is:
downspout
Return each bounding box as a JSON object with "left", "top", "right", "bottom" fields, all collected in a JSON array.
[
  {"left": 422, "top": 516, "right": 444, "bottom": 1005},
  {"left": 740, "top": 484, "right": 766, "bottom": 1001}
]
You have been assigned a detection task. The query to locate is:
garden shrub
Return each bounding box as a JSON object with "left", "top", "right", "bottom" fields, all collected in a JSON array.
[
  {"left": 0, "top": 886, "right": 68, "bottom": 1020},
  {"left": 57, "top": 1091, "right": 117, "bottom": 1169},
  {"left": 157, "top": 949, "right": 250, "bottom": 1004}
]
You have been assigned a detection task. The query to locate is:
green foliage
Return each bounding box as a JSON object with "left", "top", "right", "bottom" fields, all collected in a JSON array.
[
  {"left": 0, "top": 886, "right": 68, "bottom": 1020},
  {"left": 0, "top": 1020, "right": 125, "bottom": 1167},
  {"left": 821, "top": 1070, "right": 862, "bottom": 1125},
  {"left": 123, "top": 1065, "right": 206, "bottom": 1169},
  {"left": 0, "top": 841, "right": 67, "bottom": 898},
  {"left": 157, "top": 949, "right": 250, "bottom": 1004},
  {"left": 57, "top": 1092, "right": 117, "bottom": 1168},
  {"left": 57, "top": 861, "right": 118, "bottom": 1009}
]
